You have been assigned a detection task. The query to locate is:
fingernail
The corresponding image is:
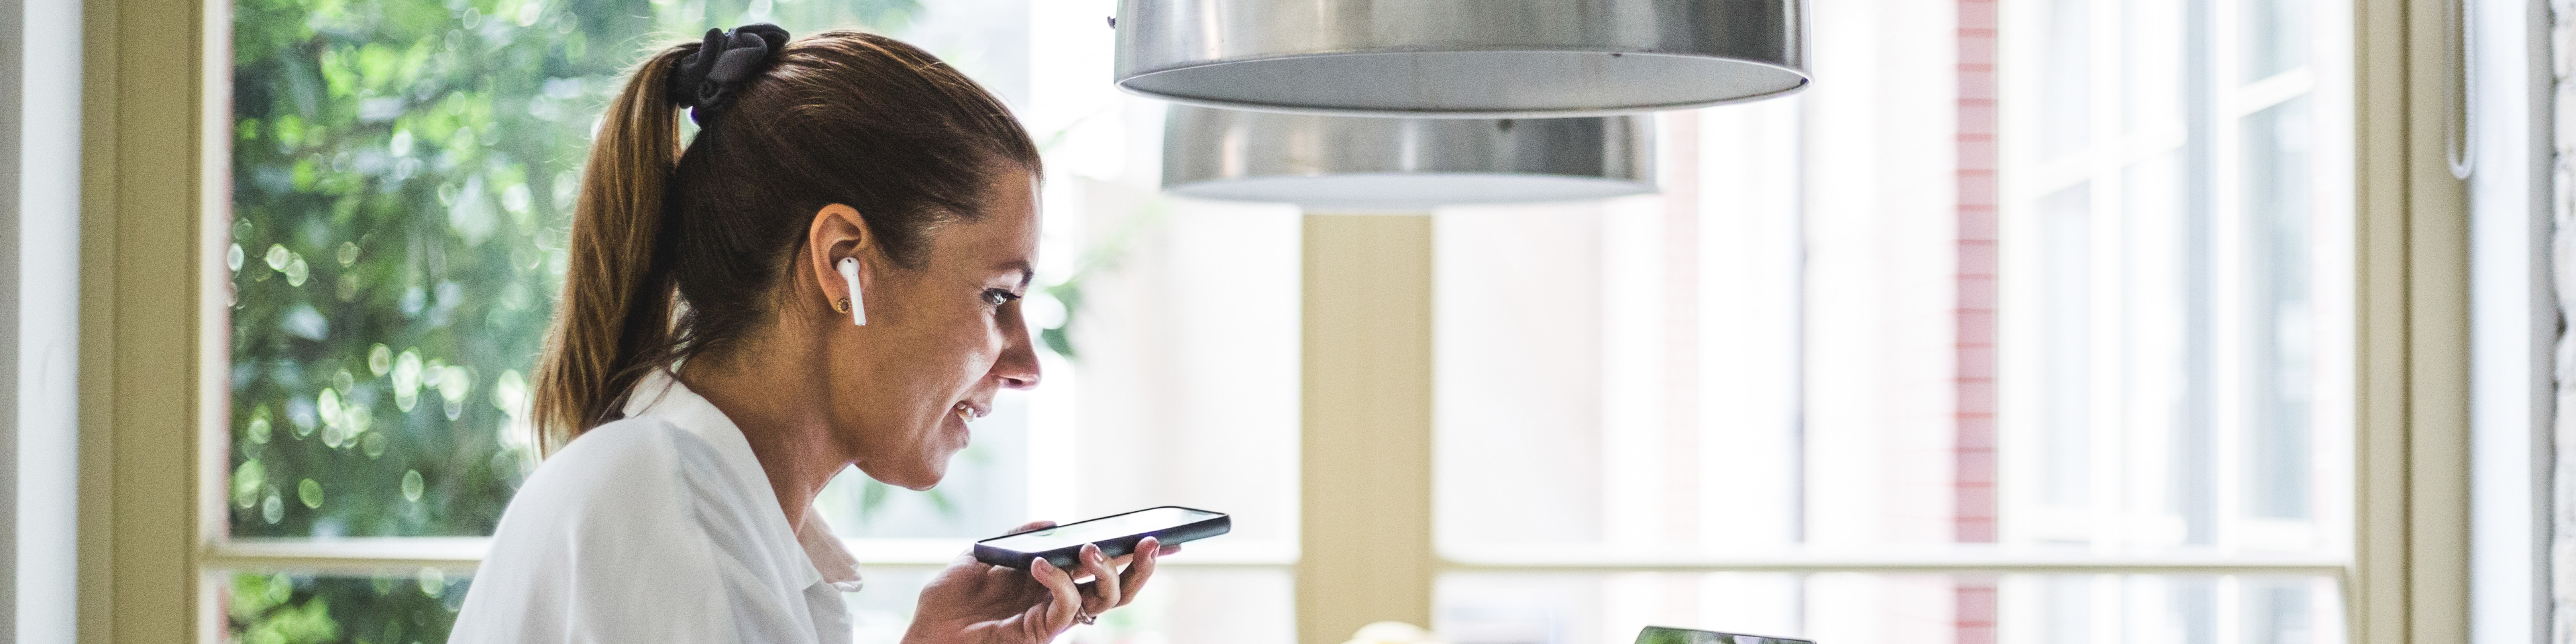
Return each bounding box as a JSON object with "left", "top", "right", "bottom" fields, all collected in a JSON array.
[
  {"left": 1033, "top": 558, "right": 1055, "bottom": 572},
  {"left": 1083, "top": 543, "right": 1101, "bottom": 558}
]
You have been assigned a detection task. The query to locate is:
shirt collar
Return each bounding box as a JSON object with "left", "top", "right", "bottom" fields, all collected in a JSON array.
[{"left": 623, "top": 370, "right": 866, "bottom": 592}]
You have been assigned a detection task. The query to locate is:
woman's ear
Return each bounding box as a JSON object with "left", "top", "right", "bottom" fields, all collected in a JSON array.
[{"left": 805, "top": 205, "right": 873, "bottom": 321}]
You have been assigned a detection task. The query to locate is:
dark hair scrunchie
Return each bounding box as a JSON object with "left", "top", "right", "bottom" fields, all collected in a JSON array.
[{"left": 670, "top": 23, "right": 791, "bottom": 125}]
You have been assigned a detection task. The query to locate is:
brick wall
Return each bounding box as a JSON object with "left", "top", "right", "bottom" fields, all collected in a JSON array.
[
  {"left": 1956, "top": 0, "right": 2002, "bottom": 641},
  {"left": 1954, "top": 0, "right": 2000, "bottom": 549}
]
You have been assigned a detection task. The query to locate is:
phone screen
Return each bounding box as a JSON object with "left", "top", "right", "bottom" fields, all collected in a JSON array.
[{"left": 982, "top": 507, "right": 1223, "bottom": 552}]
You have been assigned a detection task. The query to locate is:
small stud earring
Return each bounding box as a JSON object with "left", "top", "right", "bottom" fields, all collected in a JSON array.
[{"left": 833, "top": 297, "right": 851, "bottom": 313}]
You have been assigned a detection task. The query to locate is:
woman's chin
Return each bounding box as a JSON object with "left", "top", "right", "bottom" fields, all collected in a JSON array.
[
  {"left": 859, "top": 444, "right": 965, "bottom": 491},
  {"left": 856, "top": 455, "right": 947, "bottom": 491},
  {"left": 881, "top": 468, "right": 944, "bottom": 492}
]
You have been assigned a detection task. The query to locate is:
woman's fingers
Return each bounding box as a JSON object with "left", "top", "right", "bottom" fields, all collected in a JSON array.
[
  {"left": 980, "top": 558, "right": 1021, "bottom": 585},
  {"left": 1116, "top": 537, "right": 1162, "bottom": 608},
  {"left": 1028, "top": 557, "right": 1083, "bottom": 632},
  {"left": 1101, "top": 542, "right": 1179, "bottom": 569},
  {"left": 1077, "top": 543, "right": 1123, "bottom": 614}
]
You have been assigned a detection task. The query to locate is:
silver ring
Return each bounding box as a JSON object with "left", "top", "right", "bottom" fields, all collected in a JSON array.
[{"left": 1076, "top": 610, "right": 1097, "bottom": 625}]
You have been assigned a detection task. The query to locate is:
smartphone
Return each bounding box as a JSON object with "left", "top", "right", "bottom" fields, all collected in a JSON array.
[
  {"left": 974, "top": 506, "right": 1231, "bottom": 570},
  {"left": 1635, "top": 627, "right": 1815, "bottom": 644}
]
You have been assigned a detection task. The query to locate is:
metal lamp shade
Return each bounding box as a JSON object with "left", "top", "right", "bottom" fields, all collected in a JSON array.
[
  {"left": 1161, "top": 106, "right": 1655, "bottom": 210},
  {"left": 1114, "top": 0, "right": 1808, "bottom": 117}
]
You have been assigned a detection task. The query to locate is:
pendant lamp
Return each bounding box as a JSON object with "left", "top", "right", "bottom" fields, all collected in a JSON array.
[
  {"left": 1114, "top": 0, "right": 1809, "bottom": 116},
  {"left": 1161, "top": 105, "right": 1654, "bottom": 210}
]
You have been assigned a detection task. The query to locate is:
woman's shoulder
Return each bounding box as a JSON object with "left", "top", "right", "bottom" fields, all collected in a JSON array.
[
  {"left": 541, "top": 416, "right": 703, "bottom": 474},
  {"left": 494, "top": 417, "right": 737, "bottom": 529},
  {"left": 524, "top": 418, "right": 692, "bottom": 488},
  {"left": 454, "top": 417, "right": 738, "bottom": 641}
]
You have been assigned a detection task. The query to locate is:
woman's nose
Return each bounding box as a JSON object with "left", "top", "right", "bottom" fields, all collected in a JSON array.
[{"left": 994, "top": 308, "right": 1042, "bottom": 389}]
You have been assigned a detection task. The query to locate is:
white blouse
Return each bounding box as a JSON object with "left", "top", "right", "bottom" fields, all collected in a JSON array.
[{"left": 449, "top": 372, "right": 866, "bottom": 644}]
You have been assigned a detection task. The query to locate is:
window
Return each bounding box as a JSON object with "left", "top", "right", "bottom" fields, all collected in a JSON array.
[
  {"left": 1422, "top": 0, "right": 2353, "bottom": 641},
  {"left": 143, "top": 0, "right": 2406, "bottom": 642},
  {"left": 1999, "top": 0, "right": 2353, "bottom": 561},
  {"left": 213, "top": 1, "right": 1297, "bottom": 642}
]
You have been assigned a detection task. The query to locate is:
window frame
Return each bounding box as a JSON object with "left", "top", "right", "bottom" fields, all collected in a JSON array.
[
  {"left": 2347, "top": 0, "right": 2473, "bottom": 641},
  {"left": 75, "top": 0, "right": 2467, "bottom": 642}
]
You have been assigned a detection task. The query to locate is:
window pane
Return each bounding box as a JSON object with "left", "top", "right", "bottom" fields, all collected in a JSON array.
[
  {"left": 2002, "top": 0, "right": 2346, "bottom": 555},
  {"left": 1430, "top": 0, "right": 2353, "bottom": 617},
  {"left": 1998, "top": 575, "right": 2340, "bottom": 644},
  {"left": 2244, "top": 577, "right": 2324, "bottom": 644},
  {"left": 225, "top": 0, "right": 996, "bottom": 538},
  {"left": 2241, "top": 0, "right": 2310, "bottom": 81},
  {"left": 2040, "top": 0, "right": 2094, "bottom": 158},
  {"left": 849, "top": 566, "right": 1292, "bottom": 644},
  {"left": 2039, "top": 575, "right": 2091, "bottom": 643},
  {"left": 1057, "top": 200, "right": 1305, "bottom": 545},
  {"left": 2038, "top": 184, "right": 2094, "bottom": 512},
  {"left": 227, "top": 0, "right": 605, "bottom": 537},
  {"left": 228, "top": 0, "right": 1295, "bottom": 633},
  {"left": 1436, "top": 204, "right": 1611, "bottom": 549},
  {"left": 1438, "top": 573, "right": 2336, "bottom": 644},
  {"left": 1438, "top": 572, "right": 1823, "bottom": 644},
  {"left": 1102, "top": 568, "right": 1298, "bottom": 644},
  {"left": 218, "top": 567, "right": 1288, "bottom": 644},
  {"left": 221, "top": 571, "right": 470, "bottom": 644},
  {"left": 2121, "top": 0, "right": 2186, "bottom": 134},
  {"left": 2121, "top": 152, "right": 2221, "bottom": 545},
  {"left": 1436, "top": 103, "right": 1826, "bottom": 555},
  {"left": 2241, "top": 97, "right": 2313, "bottom": 521}
]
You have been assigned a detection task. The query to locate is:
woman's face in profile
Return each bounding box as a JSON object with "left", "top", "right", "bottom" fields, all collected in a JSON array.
[{"left": 838, "top": 170, "right": 1043, "bottom": 490}]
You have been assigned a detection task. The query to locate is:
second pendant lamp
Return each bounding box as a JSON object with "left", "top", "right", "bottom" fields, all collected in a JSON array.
[{"left": 1161, "top": 106, "right": 1655, "bottom": 210}]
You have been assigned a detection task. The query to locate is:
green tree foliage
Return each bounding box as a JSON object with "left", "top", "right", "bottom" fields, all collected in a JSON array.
[{"left": 228, "top": 0, "right": 916, "bottom": 639}]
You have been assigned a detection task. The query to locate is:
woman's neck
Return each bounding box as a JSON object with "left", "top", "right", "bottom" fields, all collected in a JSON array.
[{"left": 674, "top": 341, "right": 847, "bottom": 533}]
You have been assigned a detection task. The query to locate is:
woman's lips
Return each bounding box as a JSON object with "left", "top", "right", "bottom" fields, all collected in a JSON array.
[{"left": 949, "top": 402, "right": 984, "bottom": 446}]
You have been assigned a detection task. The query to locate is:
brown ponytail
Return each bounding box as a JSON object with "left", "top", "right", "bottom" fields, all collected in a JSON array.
[
  {"left": 531, "top": 44, "right": 697, "bottom": 453},
  {"left": 530, "top": 32, "right": 1040, "bottom": 454}
]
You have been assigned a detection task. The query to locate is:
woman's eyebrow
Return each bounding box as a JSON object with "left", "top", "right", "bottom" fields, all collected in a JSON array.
[{"left": 996, "top": 260, "right": 1032, "bottom": 288}]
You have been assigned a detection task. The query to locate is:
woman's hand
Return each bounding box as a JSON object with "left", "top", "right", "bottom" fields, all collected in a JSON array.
[{"left": 902, "top": 521, "right": 1177, "bottom": 644}]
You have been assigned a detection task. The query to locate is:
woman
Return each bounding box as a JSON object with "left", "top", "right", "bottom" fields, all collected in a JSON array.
[{"left": 449, "top": 25, "right": 1164, "bottom": 643}]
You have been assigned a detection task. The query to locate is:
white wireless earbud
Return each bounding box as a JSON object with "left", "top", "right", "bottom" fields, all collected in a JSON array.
[{"left": 837, "top": 257, "right": 867, "bottom": 326}]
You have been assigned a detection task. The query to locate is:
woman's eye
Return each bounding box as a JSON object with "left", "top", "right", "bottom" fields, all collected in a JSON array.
[{"left": 982, "top": 288, "right": 1023, "bottom": 307}]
